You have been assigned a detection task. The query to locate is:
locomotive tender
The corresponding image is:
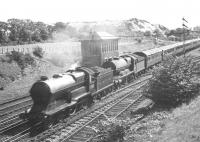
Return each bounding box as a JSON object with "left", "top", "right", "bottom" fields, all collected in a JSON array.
[{"left": 22, "top": 32, "right": 200, "bottom": 126}]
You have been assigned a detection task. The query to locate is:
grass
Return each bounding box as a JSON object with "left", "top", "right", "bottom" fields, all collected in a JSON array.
[
  {"left": 158, "top": 95, "right": 200, "bottom": 142},
  {"left": 0, "top": 59, "right": 65, "bottom": 103},
  {"left": 155, "top": 48, "right": 200, "bottom": 142}
]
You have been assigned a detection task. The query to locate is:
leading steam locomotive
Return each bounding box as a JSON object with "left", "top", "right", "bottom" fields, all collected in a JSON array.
[{"left": 21, "top": 32, "right": 200, "bottom": 127}]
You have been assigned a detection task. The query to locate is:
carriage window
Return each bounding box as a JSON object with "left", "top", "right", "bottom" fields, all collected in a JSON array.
[
  {"left": 90, "top": 46, "right": 92, "bottom": 54},
  {"left": 108, "top": 43, "right": 110, "bottom": 52},
  {"left": 111, "top": 42, "right": 113, "bottom": 51},
  {"left": 107, "top": 43, "right": 109, "bottom": 52}
]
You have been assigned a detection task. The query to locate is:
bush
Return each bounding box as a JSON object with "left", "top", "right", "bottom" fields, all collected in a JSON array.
[
  {"left": 0, "top": 62, "right": 21, "bottom": 89},
  {"left": 0, "top": 77, "right": 9, "bottom": 90},
  {"left": 33, "top": 46, "right": 44, "bottom": 58},
  {"left": 144, "top": 56, "right": 200, "bottom": 107},
  {"left": 95, "top": 119, "right": 127, "bottom": 142},
  {"left": 6, "top": 51, "right": 35, "bottom": 70},
  {"left": 136, "top": 38, "right": 142, "bottom": 43}
]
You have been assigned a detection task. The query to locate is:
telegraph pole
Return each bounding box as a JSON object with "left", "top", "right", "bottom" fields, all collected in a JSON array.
[{"left": 182, "top": 17, "right": 188, "bottom": 57}]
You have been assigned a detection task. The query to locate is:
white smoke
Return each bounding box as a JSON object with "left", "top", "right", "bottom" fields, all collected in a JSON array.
[{"left": 68, "top": 61, "right": 80, "bottom": 70}]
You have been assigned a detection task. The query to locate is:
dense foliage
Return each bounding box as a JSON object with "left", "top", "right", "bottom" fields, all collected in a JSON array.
[
  {"left": 95, "top": 119, "right": 127, "bottom": 142},
  {"left": 33, "top": 46, "right": 44, "bottom": 58},
  {"left": 144, "top": 56, "right": 200, "bottom": 107},
  {"left": 0, "top": 62, "right": 21, "bottom": 89},
  {"left": 6, "top": 51, "right": 35, "bottom": 70},
  {"left": 165, "top": 28, "right": 196, "bottom": 41},
  {"left": 0, "top": 19, "right": 78, "bottom": 46},
  {"left": 0, "top": 51, "right": 36, "bottom": 89}
]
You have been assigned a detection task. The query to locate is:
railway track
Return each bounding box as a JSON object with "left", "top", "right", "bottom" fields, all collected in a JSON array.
[
  {"left": 0, "top": 75, "right": 151, "bottom": 142},
  {"left": 192, "top": 56, "right": 200, "bottom": 63},
  {"left": 0, "top": 95, "right": 33, "bottom": 139},
  {"left": 30, "top": 75, "right": 150, "bottom": 142},
  {"left": 0, "top": 120, "right": 42, "bottom": 142},
  {"left": 0, "top": 95, "right": 32, "bottom": 117}
]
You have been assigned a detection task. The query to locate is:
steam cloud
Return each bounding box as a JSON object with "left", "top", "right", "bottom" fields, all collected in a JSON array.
[{"left": 46, "top": 45, "right": 81, "bottom": 69}]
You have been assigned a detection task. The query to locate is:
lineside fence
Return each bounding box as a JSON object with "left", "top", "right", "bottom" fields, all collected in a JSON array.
[{"left": 0, "top": 42, "right": 81, "bottom": 55}]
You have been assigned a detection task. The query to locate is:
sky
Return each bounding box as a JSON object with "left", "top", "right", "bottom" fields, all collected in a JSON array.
[{"left": 0, "top": 0, "right": 199, "bottom": 29}]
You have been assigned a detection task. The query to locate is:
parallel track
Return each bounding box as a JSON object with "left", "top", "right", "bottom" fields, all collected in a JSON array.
[
  {"left": 34, "top": 76, "right": 149, "bottom": 142},
  {"left": 0, "top": 95, "right": 32, "bottom": 118},
  {"left": 0, "top": 75, "right": 151, "bottom": 142},
  {"left": 0, "top": 95, "right": 33, "bottom": 141},
  {"left": 61, "top": 84, "right": 145, "bottom": 142}
]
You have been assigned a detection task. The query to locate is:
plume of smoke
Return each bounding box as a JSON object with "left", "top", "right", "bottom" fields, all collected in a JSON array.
[
  {"left": 51, "top": 25, "right": 78, "bottom": 42},
  {"left": 51, "top": 32, "right": 70, "bottom": 42},
  {"left": 46, "top": 45, "right": 81, "bottom": 69},
  {"left": 69, "top": 61, "right": 81, "bottom": 70}
]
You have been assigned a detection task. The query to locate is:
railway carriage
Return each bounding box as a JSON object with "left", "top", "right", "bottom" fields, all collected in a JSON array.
[
  {"left": 191, "top": 39, "right": 200, "bottom": 49},
  {"left": 159, "top": 44, "right": 176, "bottom": 57},
  {"left": 134, "top": 48, "right": 163, "bottom": 69},
  {"left": 184, "top": 39, "right": 200, "bottom": 51}
]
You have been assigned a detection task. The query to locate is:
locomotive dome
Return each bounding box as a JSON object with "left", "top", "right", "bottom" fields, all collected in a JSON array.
[{"left": 102, "top": 57, "right": 129, "bottom": 71}]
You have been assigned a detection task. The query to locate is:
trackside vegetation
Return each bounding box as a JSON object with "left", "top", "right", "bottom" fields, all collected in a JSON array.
[
  {"left": 0, "top": 51, "right": 36, "bottom": 89},
  {"left": 6, "top": 51, "right": 35, "bottom": 70},
  {"left": 144, "top": 55, "right": 200, "bottom": 107},
  {"left": 95, "top": 119, "right": 128, "bottom": 142},
  {"left": 33, "top": 46, "right": 44, "bottom": 58}
]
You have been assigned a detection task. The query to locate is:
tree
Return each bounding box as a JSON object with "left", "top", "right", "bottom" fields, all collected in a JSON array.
[
  {"left": 144, "top": 31, "right": 151, "bottom": 37},
  {"left": 7, "top": 19, "right": 23, "bottom": 42},
  {"left": 54, "top": 22, "right": 67, "bottom": 31},
  {"left": 167, "top": 28, "right": 191, "bottom": 41},
  {"left": 96, "top": 119, "right": 126, "bottom": 142},
  {"left": 144, "top": 56, "right": 200, "bottom": 107},
  {"left": 0, "top": 21, "right": 9, "bottom": 44}
]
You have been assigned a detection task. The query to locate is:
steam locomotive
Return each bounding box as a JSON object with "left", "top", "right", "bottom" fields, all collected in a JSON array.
[{"left": 21, "top": 32, "right": 200, "bottom": 127}]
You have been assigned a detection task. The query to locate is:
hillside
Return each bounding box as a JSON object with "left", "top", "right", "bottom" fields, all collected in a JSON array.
[{"left": 68, "top": 18, "right": 169, "bottom": 38}]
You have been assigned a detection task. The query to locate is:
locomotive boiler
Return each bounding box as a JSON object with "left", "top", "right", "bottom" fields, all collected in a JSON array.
[{"left": 21, "top": 66, "right": 114, "bottom": 126}]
